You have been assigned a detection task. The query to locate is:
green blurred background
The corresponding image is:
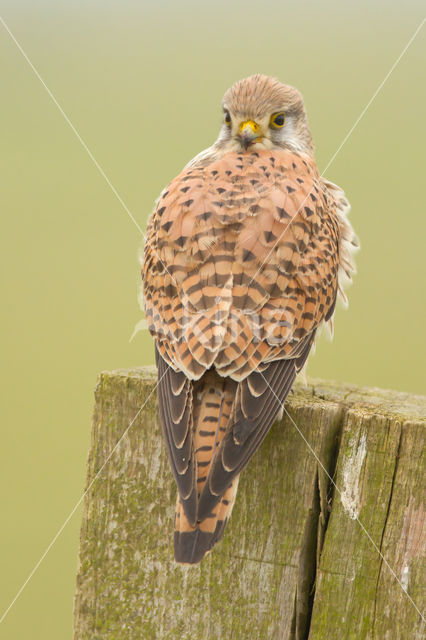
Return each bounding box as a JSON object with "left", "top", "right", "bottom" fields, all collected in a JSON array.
[{"left": 1, "top": 1, "right": 425, "bottom": 637}]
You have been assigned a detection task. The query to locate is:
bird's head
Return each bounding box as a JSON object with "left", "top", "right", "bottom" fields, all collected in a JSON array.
[{"left": 216, "top": 74, "right": 314, "bottom": 156}]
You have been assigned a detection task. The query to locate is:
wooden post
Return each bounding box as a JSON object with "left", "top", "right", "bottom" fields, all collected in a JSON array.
[{"left": 73, "top": 367, "right": 425, "bottom": 639}]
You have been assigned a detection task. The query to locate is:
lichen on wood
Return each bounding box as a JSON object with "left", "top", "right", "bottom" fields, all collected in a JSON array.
[{"left": 74, "top": 368, "right": 425, "bottom": 639}]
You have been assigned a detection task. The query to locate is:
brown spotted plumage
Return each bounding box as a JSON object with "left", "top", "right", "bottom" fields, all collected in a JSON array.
[{"left": 142, "top": 75, "right": 357, "bottom": 564}]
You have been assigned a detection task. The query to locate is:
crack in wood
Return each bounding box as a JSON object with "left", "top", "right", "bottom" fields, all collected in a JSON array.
[
  {"left": 371, "top": 424, "right": 403, "bottom": 639},
  {"left": 295, "top": 408, "right": 345, "bottom": 640}
]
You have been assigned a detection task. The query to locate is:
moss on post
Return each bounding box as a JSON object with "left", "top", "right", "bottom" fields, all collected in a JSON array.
[{"left": 74, "top": 368, "right": 425, "bottom": 639}]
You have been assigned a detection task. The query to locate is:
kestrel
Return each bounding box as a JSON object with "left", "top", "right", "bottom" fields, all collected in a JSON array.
[{"left": 142, "top": 75, "right": 357, "bottom": 564}]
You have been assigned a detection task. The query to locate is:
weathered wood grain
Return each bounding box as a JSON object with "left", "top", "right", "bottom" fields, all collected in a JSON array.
[{"left": 73, "top": 367, "right": 425, "bottom": 639}]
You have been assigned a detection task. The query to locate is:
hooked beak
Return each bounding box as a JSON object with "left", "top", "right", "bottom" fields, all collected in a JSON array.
[{"left": 238, "top": 120, "right": 262, "bottom": 149}]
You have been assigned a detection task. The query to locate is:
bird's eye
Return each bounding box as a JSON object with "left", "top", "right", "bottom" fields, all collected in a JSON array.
[
  {"left": 224, "top": 111, "right": 232, "bottom": 126},
  {"left": 270, "top": 112, "right": 285, "bottom": 128}
]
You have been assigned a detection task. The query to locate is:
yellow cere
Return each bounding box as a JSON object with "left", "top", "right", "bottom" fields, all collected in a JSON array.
[{"left": 239, "top": 120, "right": 261, "bottom": 133}]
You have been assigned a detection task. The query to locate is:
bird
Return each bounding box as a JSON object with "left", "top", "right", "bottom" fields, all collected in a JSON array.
[{"left": 142, "top": 74, "right": 357, "bottom": 564}]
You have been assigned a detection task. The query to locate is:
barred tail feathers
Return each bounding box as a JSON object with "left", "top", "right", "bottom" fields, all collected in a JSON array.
[{"left": 174, "top": 375, "right": 238, "bottom": 564}]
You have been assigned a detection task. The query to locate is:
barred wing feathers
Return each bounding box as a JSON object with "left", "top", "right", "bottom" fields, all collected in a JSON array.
[{"left": 143, "top": 149, "right": 340, "bottom": 380}]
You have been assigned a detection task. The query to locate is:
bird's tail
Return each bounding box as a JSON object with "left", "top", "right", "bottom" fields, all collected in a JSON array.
[
  {"left": 174, "top": 374, "right": 239, "bottom": 564},
  {"left": 174, "top": 477, "right": 239, "bottom": 564}
]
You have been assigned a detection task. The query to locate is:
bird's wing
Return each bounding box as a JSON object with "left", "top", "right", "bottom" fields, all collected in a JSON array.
[{"left": 155, "top": 348, "right": 197, "bottom": 525}]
